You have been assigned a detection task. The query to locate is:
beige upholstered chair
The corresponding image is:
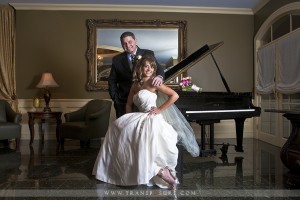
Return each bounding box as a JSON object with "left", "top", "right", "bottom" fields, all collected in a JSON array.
[{"left": 59, "top": 99, "right": 112, "bottom": 150}]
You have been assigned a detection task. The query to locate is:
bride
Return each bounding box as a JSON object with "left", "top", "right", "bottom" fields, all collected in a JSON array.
[{"left": 92, "top": 54, "right": 199, "bottom": 190}]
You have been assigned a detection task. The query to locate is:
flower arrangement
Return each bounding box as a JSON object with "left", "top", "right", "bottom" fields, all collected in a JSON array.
[{"left": 179, "top": 77, "right": 202, "bottom": 92}]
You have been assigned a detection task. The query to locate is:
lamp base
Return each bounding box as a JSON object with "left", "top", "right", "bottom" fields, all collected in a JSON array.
[
  {"left": 43, "top": 107, "right": 52, "bottom": 112},
  {"left": 43, "top": 88, "right": 52, "bottom": 112}
]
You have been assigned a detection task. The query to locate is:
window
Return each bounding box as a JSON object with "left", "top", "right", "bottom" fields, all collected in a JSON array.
[
  {"left": 272, "top": 14, "right": 290, "bottom": 40},
  {"left": 255, "top": 7, "right": 300, "bottom": 147},
  {"left": 292, "top": 12, "right": 300, "bottom": 30}
]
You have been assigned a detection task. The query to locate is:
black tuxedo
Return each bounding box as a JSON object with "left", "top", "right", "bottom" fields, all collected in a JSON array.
[{"left": 108, "top": 47, "right": 164, "bottom": 118}]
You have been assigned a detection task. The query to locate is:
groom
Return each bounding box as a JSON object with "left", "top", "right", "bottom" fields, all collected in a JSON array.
[{"left": 108, "top": 31, "right": 165, "bottom": 118}]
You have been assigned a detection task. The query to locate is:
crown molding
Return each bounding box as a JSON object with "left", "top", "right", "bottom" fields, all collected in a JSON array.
[{"left": 9, "top": 3, "right": 254, "bottom": 15}]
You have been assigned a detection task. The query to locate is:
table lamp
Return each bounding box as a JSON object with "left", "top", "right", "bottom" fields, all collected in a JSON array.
[{"left": 36, "top": 72, "right": 59, "bottom": 112}]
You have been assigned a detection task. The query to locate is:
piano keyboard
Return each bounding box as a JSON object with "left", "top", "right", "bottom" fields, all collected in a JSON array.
[{"left": 186, "top": 109, "right": 255, "bottom": 114}]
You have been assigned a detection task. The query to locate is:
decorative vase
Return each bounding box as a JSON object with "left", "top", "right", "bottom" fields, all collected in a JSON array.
[{"left": 33, "top": 97, "right": 41, "bottom": 109}]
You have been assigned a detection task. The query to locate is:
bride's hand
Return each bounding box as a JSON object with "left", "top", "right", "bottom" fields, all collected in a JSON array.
[{"left": 149, "top": 106, "right": 161, "bottom": 115}]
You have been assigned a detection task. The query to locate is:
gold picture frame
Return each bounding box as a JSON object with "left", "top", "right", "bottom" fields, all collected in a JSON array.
[{"left": 86, "top": 19, "right": 187, "bottom": 91}]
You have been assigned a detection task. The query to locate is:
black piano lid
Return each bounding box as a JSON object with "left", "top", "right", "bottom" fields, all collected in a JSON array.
[{"left": 164, "top": 41, "right": 224, "bottom": 84}]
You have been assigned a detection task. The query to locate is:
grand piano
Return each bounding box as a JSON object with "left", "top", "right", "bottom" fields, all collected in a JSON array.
[{"left": 164, "top": 41, "right": 261, "bottom": 156}]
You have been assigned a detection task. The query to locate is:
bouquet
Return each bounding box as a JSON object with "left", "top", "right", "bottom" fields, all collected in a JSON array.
[{"left": 179, "top": 77, "right": 202, "bottom": 92}]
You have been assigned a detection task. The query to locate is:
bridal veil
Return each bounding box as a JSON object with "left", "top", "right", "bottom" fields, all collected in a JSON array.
[{"left": 156, "top": 91, "right": 200, "bottom": 157}]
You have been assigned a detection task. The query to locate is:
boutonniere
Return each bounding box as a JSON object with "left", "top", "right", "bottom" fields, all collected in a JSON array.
[
  {"left": 179, "top": 77, "right": 202, "bottom": 92},
  {"left": 136, "top": 55, "right": 142, "bottom": 60},
  {"left": 134, "top": 54, "right": 142, "bottom": 64},
  {"left": 132, "top": 54, "right": 142, "bottom": 67}
]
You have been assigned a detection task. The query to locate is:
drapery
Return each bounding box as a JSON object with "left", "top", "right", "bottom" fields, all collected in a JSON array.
[
  {"left": 277, "top": 30, "right": 300, "bottom": 94},
  {"left": 0, "top": 5, "right": 18, "bottom": 110},
  {"left": 256, "top": 29, "right": 300, "bottom": 95},
  {"left": 257, "top": 43, "right": 276, "bottom": 94}
]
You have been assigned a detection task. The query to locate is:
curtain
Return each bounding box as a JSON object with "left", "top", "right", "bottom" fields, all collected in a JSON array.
[
  {"left": 256, "top": 29, "right": 300, "bottom": 95},
  {"left": 256, "top": 43, "right": 276, "bottom": 94},
  {"left": 277, "top": 30, "right": 300, "bottom": 94},
  {"left": 0, "top": 5, "right": 18, "bottom": 111}
]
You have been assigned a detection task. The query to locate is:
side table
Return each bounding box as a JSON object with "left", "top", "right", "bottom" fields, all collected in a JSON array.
[{"left": 28, "top": 111, "right": 62, "bottom": 145}]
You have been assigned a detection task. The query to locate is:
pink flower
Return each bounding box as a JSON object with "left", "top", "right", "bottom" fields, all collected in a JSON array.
[
  {"left": 180, "top": 77, "right": 202, "bottom": 92},
  {"left": 180, "top": 77, "right": 192, "bottom": 89}
]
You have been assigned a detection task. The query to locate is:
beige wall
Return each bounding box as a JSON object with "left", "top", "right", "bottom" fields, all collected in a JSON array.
[{"left": 16, "top": 10, "right": 254, "bottom": 99}]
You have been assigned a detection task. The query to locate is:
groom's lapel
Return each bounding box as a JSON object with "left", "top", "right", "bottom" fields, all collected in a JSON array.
[
  {"left": 136, "top": 48, "right": 144, "bottom": 56},
  {"left": 120, "top": 52, "right": 131, "bottom": 72}
]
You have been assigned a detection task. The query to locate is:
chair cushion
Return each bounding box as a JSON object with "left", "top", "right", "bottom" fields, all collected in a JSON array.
[
  {"left": 0, "top": 103, "right": 6, "bottom": 122},
  {"left": 0, "top": 122, "right": 21, "bottom": 139},
  {"left": 60, "top": 122, "right": 87, "bottom": 139}
]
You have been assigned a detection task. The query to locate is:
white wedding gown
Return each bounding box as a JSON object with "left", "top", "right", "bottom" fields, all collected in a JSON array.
[{"left": 92, "top": 89, "right": 178, "bottom": 188}]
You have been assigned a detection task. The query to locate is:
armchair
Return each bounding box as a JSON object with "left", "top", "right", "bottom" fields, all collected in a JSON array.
[
  {"left": 0, "top": 99, "right": 22, "bottom": 151},
  {"left": 59, "top": 99, "right": 112, "bottom": 149}
]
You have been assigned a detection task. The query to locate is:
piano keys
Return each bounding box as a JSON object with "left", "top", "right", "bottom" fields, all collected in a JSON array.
[{"left": 164, "top": 42, "right": 261, "bottom": 156}]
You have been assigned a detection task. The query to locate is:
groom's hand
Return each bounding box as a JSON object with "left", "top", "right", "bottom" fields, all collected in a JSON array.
[{"left": 152, "top": 75, "right": 163, "bottom": 86}]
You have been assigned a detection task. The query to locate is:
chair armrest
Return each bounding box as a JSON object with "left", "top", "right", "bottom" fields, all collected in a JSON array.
[
  {"left": 87, "top": 110, "right": 106, "bottom": 120},
  {"left": 65, "top": 107, "right": 87, "bottom": 122},
  {"left": 14, "top": 113, "right": 22, "bottom": 123},
  {"left": 6, "top": 105, "right": 22, "bottom": 123}
]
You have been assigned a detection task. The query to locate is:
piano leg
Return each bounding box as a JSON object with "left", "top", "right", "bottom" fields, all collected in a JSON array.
[
  {"left": 210, "top": 123, "right": 214, "bottom": 150},
  {"left": 198, "top": 120, "right": 219, "bottom": 157},
  {"left": 200, "top": 123, "right": 215, "bottom": 151},
  {"left": 201, "top": 124, "right": 206, "bottom": 150},
  {"left": 234, "top": 118, "right": 245, "bottom": 152},
  {"left": 175, "top": 144, "right": 184, "bottom": 183}
]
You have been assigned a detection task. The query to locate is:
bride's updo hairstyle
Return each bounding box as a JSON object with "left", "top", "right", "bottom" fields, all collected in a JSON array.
[{"left": 132, "top": 54, "right": 157, "bottom": 85}]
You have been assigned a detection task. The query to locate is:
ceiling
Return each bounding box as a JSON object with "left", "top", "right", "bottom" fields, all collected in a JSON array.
[{"left": 0, "top": 0, "right": 270, "bottom": 15}]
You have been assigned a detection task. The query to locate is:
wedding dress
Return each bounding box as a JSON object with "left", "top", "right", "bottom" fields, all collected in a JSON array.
[{"left": 93, "top": 89, "right": 180, "bottom": 188}]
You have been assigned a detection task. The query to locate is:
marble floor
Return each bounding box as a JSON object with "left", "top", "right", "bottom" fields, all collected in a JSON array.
[{"left": 0, "top": 138, "right": 299, "bottom": 200}]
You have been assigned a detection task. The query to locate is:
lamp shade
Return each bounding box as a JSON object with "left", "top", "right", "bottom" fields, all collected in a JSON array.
[{"left": 36, "top": 73, "right": 59, "bottom": 88}]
